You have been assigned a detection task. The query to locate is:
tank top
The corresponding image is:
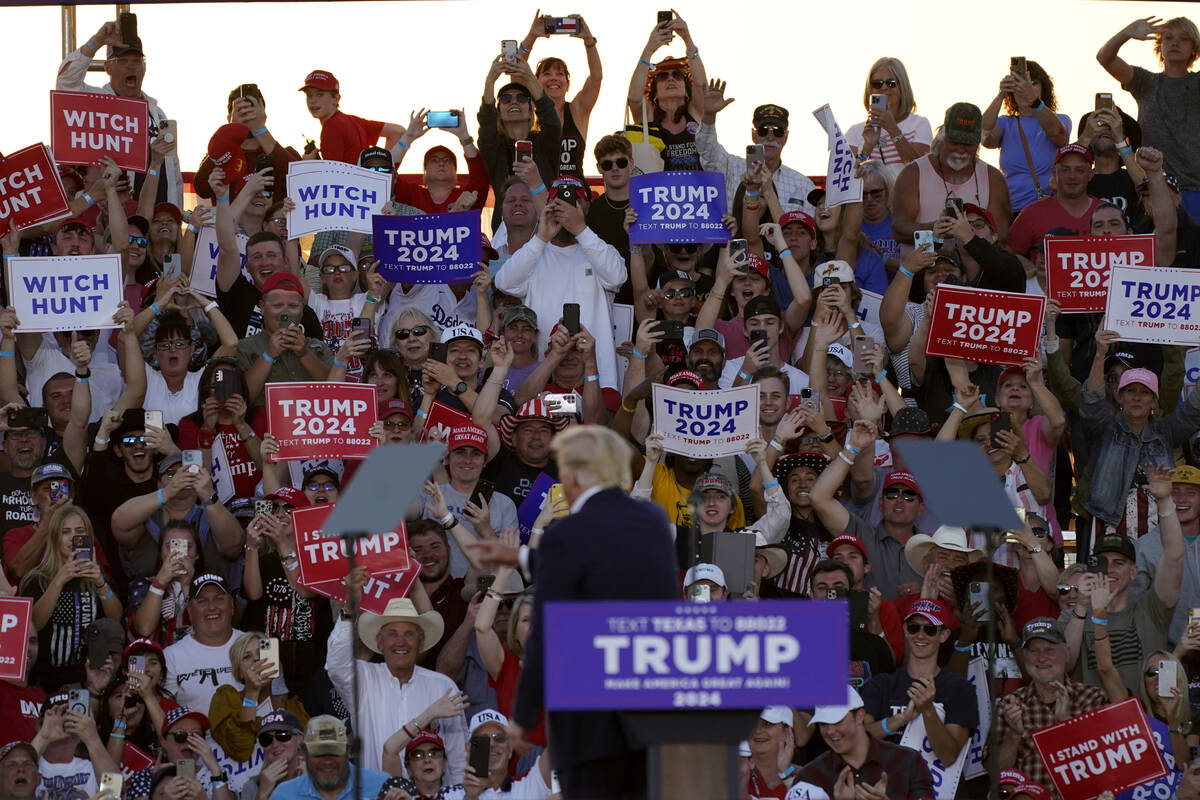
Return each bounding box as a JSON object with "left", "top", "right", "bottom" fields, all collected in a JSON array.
[
  {"left": 651, "top": 114, "right": 701, "bottom": 171},
  {"left": 558, "top": 102, "right": 585, "bottom": 180},
  {"left": 916, "top": 153, "right": 991, "bottom": 220}
]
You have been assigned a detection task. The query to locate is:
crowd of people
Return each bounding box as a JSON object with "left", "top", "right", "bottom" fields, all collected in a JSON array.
[{"left": 2, "top": 7, "right": 1200, "bottom": 800}]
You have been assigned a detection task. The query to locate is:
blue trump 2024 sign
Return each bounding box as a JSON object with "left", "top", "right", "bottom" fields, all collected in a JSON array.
[
  {"left": 629, "top": 171, "right": 730, "bottom": 245},
  {"left": 543, "top": 600, "right": 848, "bottom": 710},
  {"left": 372, "top": 210, "right": 481, "bottom": 284}
]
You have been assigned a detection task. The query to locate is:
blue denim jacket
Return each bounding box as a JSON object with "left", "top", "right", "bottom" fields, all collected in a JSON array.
[{"left": 1082, "top": 384, "right": 1200, "bottom": 525}]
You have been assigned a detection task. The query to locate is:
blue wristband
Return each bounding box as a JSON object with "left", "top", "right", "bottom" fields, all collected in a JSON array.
[
  {"left": 584, "top": 374, "right": 599, "bottom": 383},
  {"left": 1031, "top": 99, "right": 1046, "bottom": 113},
  {"left": 149, "top": 303, "right": 162, "bottom": 316},
  {"left": 881, "top": 718, "right": 895, "bottom": 737},
  {"left": 82, "top": 192, "right": 95, "bottom": 208},
  {"left": 899, "top": 266, "right": 915, "bottom": 278},
  {"left": 875, "top": 369, "right": 887, "bottom": 383},
  {"left": 639, "top": 58, "right": 655, "bottom": 70},
  {"left": 0, "top": 351, "right": 14, "bottom": 358},
  {"left": 745, "top": 190, "right": 761, "bottom": 198},
  {"left": 242, "top": 697, "right": 257, "bottom": 708},
  {"left": 415, "top": 408, "right": 428, "bottom": 418},
  {"left": 1118, "top": 144, "right": 1133, "bottom": 157},
  {"left": 76, "top": 376, "right": 89, "bottom": 384},
  {"left": 1091, "top": 616, "right": 1108, "bottom": 627},
  {"left": 847, "top": 321, "right": 861, "bottom": 330},
  {"left": 332, "top": 357, "right": 346, "bottom": 369},
  {"left": 251, "top": 127, "right": 268, "bottom": 137},
  {"left": 630, "top": 348, "right": 647, "bottom": 360},
  {"left": 530, "top": 184, "right": 546, "bottom": 196},
  {"left": 737, "top": 369, "right": 751, "bottom": 382},
  {"left": 100, "top": 588, "right": 114, "bottom": 601},
  {"left": 146, "top": 169, "right": 160, "bottom": 178},
  {"left": 955, "top": 643, "right": 973, "bottom": 653},
  {"left": 156, "top": 489, "right": 166, "bottom": 505},
  {"left": 395, "top": 140, "right": 409, "bottom": 150},
  {"left": 762, "top": 479, "right": 779, "bottom": 490},
  {"left": 845, "top": 444, "right": 861, "bottom": 456},
  {"left": 261, "top": 352, "right": 276, "bottom": 365},
  {"left": 778, "top": 248, "right": 792, "bottom": 259},
  {"left": 216, "top": 195, "right": 228, "bottom": 204}
]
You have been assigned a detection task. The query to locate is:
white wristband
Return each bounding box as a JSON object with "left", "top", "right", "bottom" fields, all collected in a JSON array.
[
  {"left": 148, "top": 585, "right": 165, "bottom": 596},
  {"left": 204, "top": 301, "right": 219, "bottom": 313},
  {"left": 952, "top": 402, "right": 968, "bottom": 414},
  {"left": 769, "top": 439, "right": 784, "bottom": 452}
]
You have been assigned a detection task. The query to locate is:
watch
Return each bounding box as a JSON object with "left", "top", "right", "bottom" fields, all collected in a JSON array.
[
  {"left": 1027, "top": 545, "right": 1043, "bottom": 554},
  {"left": 453, "top": 381, "right": 469, "bottom": 395},
  {"left": 201, "top": 493, "right": 219, "bottom": 508}
]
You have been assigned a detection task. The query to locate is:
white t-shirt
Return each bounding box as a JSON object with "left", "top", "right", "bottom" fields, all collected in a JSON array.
[
  {"left": 143, "top": 366, "right": 203, "bottom": 426},
  {"left": 845, "top": 114, "right": 933, "bottom": 178},
  {"left": 718, "top": 358, "right": 810, "bottom": 394},
  {"left": 481, "top": 762, "right": 551, "bottom": 799},
  {"left": 164, "top": 629, "right": 290, "bottom": 715},
  {"left": 37, "top": 756, "right": 96, "bottom": 800}
]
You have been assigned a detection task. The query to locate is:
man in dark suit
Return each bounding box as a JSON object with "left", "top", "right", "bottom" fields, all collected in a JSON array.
[{"left": 509, "top": 425, "right": 679, "bottom": 799}]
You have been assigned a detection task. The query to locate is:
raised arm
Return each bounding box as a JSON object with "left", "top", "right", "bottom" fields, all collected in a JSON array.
[
  {"left": 627, "top": 22, "right": 674, "bottom": 119},
  {"left": 570, "top": 16, "right": 603, "bottom": 120},
  {"left": 474, "top": 565, "right": 515, "bottom": 679},
  {"left": 210, "top": 170, "right": 242, "bottom": 293},
  {"left": 1097, "top": 17, "right": 1165, "bottom": 86},
  {"left": 1150, "top": 465, "right": 1185, "bottom": 609}
]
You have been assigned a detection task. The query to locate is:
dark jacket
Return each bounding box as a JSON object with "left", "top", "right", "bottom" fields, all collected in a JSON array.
[{"left": 478, "top": 93, "right": 562, "bottom": 222}]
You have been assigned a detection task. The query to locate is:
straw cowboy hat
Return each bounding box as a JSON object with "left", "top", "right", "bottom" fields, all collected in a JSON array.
[
  {"left": 904, "top": 526, "right": 985, "bottom": 575},
  {"left": 357, "top": 598, "right": 444, "bottom": 654}
]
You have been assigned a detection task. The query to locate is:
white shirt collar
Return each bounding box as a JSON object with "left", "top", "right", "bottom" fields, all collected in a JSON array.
[{"left": 570, "top": 485, "right": 606, "bottom": 514}]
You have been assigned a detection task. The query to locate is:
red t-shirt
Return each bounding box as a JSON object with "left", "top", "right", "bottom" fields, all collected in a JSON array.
[
  {"left": 177, "top": 410, "right": 269, "bottom": 500},
  {"left": 1012, "top": 584, "right": 1060, "bottom": 631},
  {"left": 490, "top": 649, "right": 546, "bottom": 747},
  {"left": 393, "top": 153, "right": 490, "bottom": 213},
  {"left": 0, "top": 681, "right": 47, "bottom": 744},
  {"left": 320, "top": 111, "right": 385, "bottom": 164},
  {"left": 1007, "top": 195, "right": 1103, "bottom": 257}
]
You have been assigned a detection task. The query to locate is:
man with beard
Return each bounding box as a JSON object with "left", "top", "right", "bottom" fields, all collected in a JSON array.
[
  {"left": 409, "top": 519, "right": 467, "bottom": 669},
  {"left": 272, "top": 716, "right": 390, "bottom": 800},
  {"left": 0, "top": 742, "right": 39, "bottom": 800},
  {"left": 988, "top": 618, "right": 1107, "bottom": 788},
  {"left": 495, "top": 176, "right": 627, "bottom": 391},
  {"left": 893, "top": 103, "right": 1012, "bottom": 248},
  {"left": 0, "top": 411, "right": 51, "bottom": 542},
  {"left": 126, "top": 708, "right": 231, "bottom": 800},
  {"left": 1009, "top": 144, "right": 1104, "bottom": 257},
  {"left": 685, "top": 328, "right": 725, "bottom": 390},
  {"left": 1078, "top": 106, "right": 1145, "bottom": 216},
  {"left": 486, "top": 399, "right": 568, "bottom": 506}
]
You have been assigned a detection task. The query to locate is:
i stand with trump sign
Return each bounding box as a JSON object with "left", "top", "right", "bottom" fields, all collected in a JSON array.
[{"left": 6, "top": 254, "right": 124, "bottom": 332}]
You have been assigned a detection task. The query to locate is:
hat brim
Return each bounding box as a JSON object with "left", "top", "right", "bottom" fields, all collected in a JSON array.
[
  {"left": 496, "top": 413, "right": 569, "bottom": 449},
  {"left": 756, "top": 545, "right": 788, "bottom": 580},
  {"left": 358, "top": 608, "right": 444, "bottom": 654},
  {"left": 903, "top": 534, "right": 984, "bottom": 575}
]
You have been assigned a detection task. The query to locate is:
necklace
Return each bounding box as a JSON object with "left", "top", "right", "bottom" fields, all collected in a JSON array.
[{"left": 602, "top": 194, "right": 628, "bottom": 211}]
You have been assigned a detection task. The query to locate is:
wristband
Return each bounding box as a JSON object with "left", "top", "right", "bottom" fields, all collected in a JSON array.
[
  {"left": 742, "top": 201, "right": 761, "bottom": 210},
  {"left": 486, "top": 589, "right": 503, "bottom": 601},
  {"left": 186, "top": 224, "right": 198, "bottom": 235},
  {"left": 875, "top": 369, "right": 887, "bottom": 383},
  {"left": 769, "top": 439, "right": 784, "bottom": 452},
  {"left": 844, "top": 444, "right": 861, "bottom": 456},
  {"left": 881, "top": 717, "right": 896, "bottom": 737},
  {"left": 846, "top": 321, "right": 861, "bottom": 330},
  {"left": 112, "top": 721, "right": 127, "bottom": 730},
  {"left": 146, "top": 169, "right": 160, "bottom": 178},
  {"left": 261, "top": 352, "right": 276, "bottom": 365},
  {"left": 1091, "top": 616, "right": 1108, "bottom": 627},
  {"left": 109, "top": 733, "right": 125, "bottom": 740},
  {"left": 530, "top": 184, "right": 547, "bottom": 196},
  {"left": 630, "top": 348, "right": 647, "bottom": 360},
  {"left": 954, "top": 643, "right": 974, "bottom": 653},
  {"left": 251, "top": 127, "right": 268, "bottom": 137},
  {"left": 75, "top": 375, "right": 88, "bottom": 384},
  {"left": 778, "top": 248, "right": 792, "bottom": 259},
  {"left": 85, "top": 37, "right": 97, "bottom": 52},
  {"left": 148, "top": 584, "right": 165, "bottom": 596},
  {"left": 149, "top": 303, "right": 162, "bottom": 316},
  {"left": 856, "top": 154, "right": 870, "bottom": 163},
  {"left": 395, "top": 140, "right": 409, "bottom": 150},
  {"left": 762, "top": 479, "right": 779, "bottom": 490},
  {"left": 0, "top": 351, "right": 14, "bottom": 358},
  {"left": 94, "top": 436, "right": 109, "bottom": 447},
  {"left": 639, "top": 58, "right": 655, "bottom": 70},
  {"left": 584, "top": 374, "right": 599, "bottom": 383},
  {"left": 1072, "top": 610, "right": 1086, "bottom": 620},
  {"left": 99, "top": 585, "right": 114, "bottom": 601},
  {"left": 1160, "top": 507, "right": 1177, "bottom": 518},
  {"left": 156, "top": 489, "right": 166, "bottom": 505},
  {"left": 332, "top": 357, "right": 347, "bottom": 369},
  {"left": 630, "top": 245, "right": 642, "bottom": 255},
  {"left": 415, "top": 408, "right": 427, "bottom": 418},
  {"left": 745, "top": 189, "right": 761, "bottom": 198},
  {"left": 898, "top": 266, "right": 916, "bottom": 279},
  {"left": 438, "top": 511, "right": 455, "bottom": 527},
  {"left": 216, "top": 194, "right": 229, "bottom": 204},
  {"left": 952, "top": 402, "right": 969, "bottom": 414},
  {"left": 837, "top": 452, "right": 855, "bottom": 466},
  {"left": 518, "top": 44, "right": 530, "bottom": 54},
  {"left": 211, "top": 781, "right": 227, "bottom": 789},
  {"left": 204, "top": 301, "right": 219, "bottom": 313},
  {"left": 1014, "top": 455, "right": 1030, "bottom": 464},
  {"left": 1118, "top": 144, "right": 1133, "bottom": 158},
  {"left": 737, "top": 370, "right": 751, "bottom": 382},
  {"left": 243, "top": 697, "right": 258, "bottom": 708},
  {"left": 1031, "top": 99, "right": 1046, "bottom": 113},
  {"left": 365, "top": 294, "right": 381, "bottom": 304},
  {"left": 621, "top": 401, "right": 637, "bottom": 414}
]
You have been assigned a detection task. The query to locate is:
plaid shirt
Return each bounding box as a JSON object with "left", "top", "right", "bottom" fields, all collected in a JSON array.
[
  {"left": 986, "top": 677, "right": 1109, "bottom": 790},
  {"left": 795, "top": 736, "right": 934, "bottom": 799}
]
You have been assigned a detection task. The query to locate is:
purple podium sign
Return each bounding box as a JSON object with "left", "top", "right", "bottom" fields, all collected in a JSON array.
[{"left": 543, "top": 600, "right": 848, "bottom": 710}]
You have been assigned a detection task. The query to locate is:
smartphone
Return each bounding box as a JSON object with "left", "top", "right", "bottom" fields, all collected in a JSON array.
[
  {"left": 501, "top": 40, "right": 518, "bottom": 64},
  {"left": 48, "top": 479, "right": 70, "bottom": 506},
  {"left": 163, "top": 253, "right": 183, "bottom": 282},
  {"left": 144, "top": 410, "right": 164, "bottom": 431},
  {"left": 277, "top": 312, "right": 296, "bottom": 329},
  {"left": 1095, "top": 93, "right": 1114, "bottom": 112},
  {"left": 745, "top": 144, "right": 765, "bottom": 169},
  {"left": 547, "top": 483, "right": 565, "bottom": 514},
  {"left": 212, "top": 366, "right": 238, "bottom": 403},
  {"left": 748, "top": 330, "right": 769, "bottom": 356},
  {"left": 303, "top": 137, "right": 317, "bottom": 156},
  {"left": 67, "top": 687, "right": 89, "bottom": 715},
  {"left": 469, "top": 734, "right": 491, "bottom": 778},
  {"left": 255, "top": 153, "right": 274, "bottom": 189},
  {"left": 476, "top": 574, "right": 496, "bottom": 599},
  {"left": 1086, "top": 554, "right": 1110, "bottom": 576},
  {"left": 258, "top": 637, "right": 280, "bottom": 677},
  {"left": 426, "top": 111, "right": 460, "bottom": 130},
  {"left": 729, "top": 238, "right": 749, "bottom": 272},
  {"left": 1010, "top": 56, "right": 1027, "bottom": 77},
  {"left": 913, "top": 229, "right": 935, "bottom": 252},
  {"left": 870, "top": 94, "right": 887, "bottom": 112},
  {"left": 181, "top": 450, "right": 202, "bottom": 471},
  {"left": 562, "top": 303, "right": 580, "bottom": 336},
  {"left": 555, "top": 183, "right": 578, "bottom": 206},
  {"left": 798, "top": 386, "right": 820, "bottom": 413},
  {"left": 71, "top": 533, "right": 93, "bottom": 554},
  {"left": 989, "top": 411, "right": 1012, "bottom": 450},
  {"left": 515, "top": 140, "right": 533, "bottom": 164},
  {"left": 544, "top": 393, "right": 579, "bottom": 416},
  {"left": 656, "top": 319, "right": 685, "bottom": 341},
  {"left": 690, "top": 583, "right": 711, "bottom": 603},
  {"left": 472, "top": 479, "right": 496, "bottom": 509},
  {"left": 175, "top": 760, "right": 195, "bottom": 780},
  {"left": 100, "top": 773, "right": 122, "bottom": 799},
  {"left": 944, "top": 197, "right": 964, "bottom": 218},
  {"left": 968, "top": 581, "right": 992, "bottom": 622},
  {"left": 7, "top": 407, "right": 47, "bottom": 430},
  {"left": 119, "top": 11, "right": 138, "bottom": 45},
  {"left": 545, "top": 16, "right": 579, "bottom": 35},
  {"left": 351, "top": 317, "right": 373, "bottom": 338},
  {"left": 157, "top": 119, "right": 176, "bottom": 145},
  {"left": 1158, "top": 659, "right": 1179, "bottom": 697},
  {"left": 846, "top": 588, "right": 868, "bottom": 630},
  {"left": 658, "top": 10, "right": 674, "bottom": 25},
  {"left": 254, "top": 499, "right": 274, "bottom": 517},
  {"left": 128, "top": 655, "right": 146, "bottom": 674},
  {"left": 852, "top": 335, "right": 875, "bottom": 375},
  {"left": 428, "top": 342, "right": 448, "bottom": 363}
]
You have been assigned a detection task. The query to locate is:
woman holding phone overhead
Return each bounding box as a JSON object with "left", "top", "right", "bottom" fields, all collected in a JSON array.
[{"left": 625, "top": 11, "right": 707, "bottom": 171}]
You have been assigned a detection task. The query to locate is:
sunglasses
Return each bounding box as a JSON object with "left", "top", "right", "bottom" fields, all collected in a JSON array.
[
  {"left": 268, "top": 217, "right": 287, "bottom": 226},
  {"left": 870, "top": 78, "right": 899, "bottom": 89},
  {"left": 121, "top": 435, "right": 148, "bottom": 447},
  {"left": 498, "top": 92, "right": 531, "bottom": 105},
  {"left": 657, "top": 69, "right": 687, "bottom": 82},
  {"left": 128, "top": 235, "right": 148, "bottom": 247},
  {"left": 1055, "top": 584, "right": 1077, "bottom": 594},
  {"left": 409, "top": 748, "right": 444, "bottom": 762},
  {"left": 168, "top": 731, "right": 196, "bottom": 744},
  {"left": 666, "top": 243, "right": 700, "bottom": 254},
  {"left": 662, "top": 288, "right": 696, "bottom": 300},
  {"left": 883, "top": 488, "right": 919, "bottom": 502},
  {"left": 906, "top": 622, "right": 940, "bottom": 636},
  {"left": 863, "top": 188, "right": 887, "bottom": 199},
  {"left": 305, "top": 482, "right": 337, "bottom": 493},
  {"left": 257, "top": 731, "right": 295, "bottom": 747},
  {"left": 394, "top": 326, "right": 430, "bottom": 340},
  {"left": 155, "top": 339, "right": 191, "bottom": 351},
  {"left": 599, "top": 157, "right": 629, "bottom": 172},
  {"left": 368, "top": 166, "right": 392, "bottom": 174},
  {"left": 1030, "top": 527, "right": 1049, "bottom": 539},
  {"left": 320, "top": 264, "right": 355, "bottom": 274},
  {"left": 381, "top": 419, "right": 411, "bottom": 431},
  {"left": 477, "top": 732, "right": 508, "bottom": 743},
  {"left": 755, "top": 124, "right": 786, "bottom": 138},
  {"left": 1145, "top": 665, "right": 1162, "bottom": 677}
]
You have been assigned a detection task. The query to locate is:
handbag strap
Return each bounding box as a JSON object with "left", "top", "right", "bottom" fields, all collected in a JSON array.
[
  {"left": 1014, "top": 114, "right": 1046, "bottom": 198},
  {"left": 642, "top": 96, "right": 653, "bottom": 141}
]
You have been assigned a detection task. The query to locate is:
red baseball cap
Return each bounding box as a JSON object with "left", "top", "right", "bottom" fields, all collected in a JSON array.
[
  {"left": 665, "top": 369, "right": 704, "bottom": 388},
  {"left": 883, "top": 470, "right": 921, "bottom": 497},
  {"left": 261, "top": 272, "right": 305, "bottom": 298},
  {"left": 152, "top": 202, "right": 183, "bottom": 224},
  {"left": 962, "top": 203, "right": 996, "bottom": 231},
  {"left": 378, "top": 399, "right": 414, "bottom": 421},
  {"left": 207, "top": 124, "right": 250, "bottom": 192},
  {"left": 448, "top": 424, "right": 488, "bottom": 454},
  {"left": 404, "top": 729, "right": 445, "bottom": 758},
  {"left": 778, "top": 210, "right": 815, "bottom": 236},
  {"left": 746, "top": 253, "right": 769, "bottom": 279},
  {"left": 905, "top": 598, "right": 952, "bottom": 627},
  {"left": 123, "top": 637, "right": 164, "bottom": 662},
  {"left": 55, "top": 217, "right": 94, "bottom": 236},
  {"left": 264, "top": 487, "right": 309, "bottom": 508},
  {"left": 1054, "top": 143, "right": 1093, "bottom": 164},
  {"left": 827, "top": 534, "right": 869, "bottom": 563},
  {"left": 299, "top": 70, "right": 339, "bottom": 92}
]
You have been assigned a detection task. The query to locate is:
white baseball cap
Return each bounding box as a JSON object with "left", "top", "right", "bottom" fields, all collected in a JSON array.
[
  {"left": 807, "top": 686, "right": 864, "bottom": 726},
  {"left": 469, "top": 709, "right": 508, "bottom": 734},
  {"left": 761, "top": 705, "right": 793, "bottom": 727},
  {"left": 683, "top": 562, "right": 726, "bottom": 588},
  {"left": 441, "top": 324, "right": 484, "bottom": 348}
]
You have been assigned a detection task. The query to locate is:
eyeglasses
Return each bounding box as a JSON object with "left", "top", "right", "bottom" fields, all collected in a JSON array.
[
  {"left": 870, "top": 79, "right": 899, "bottom": 89},
  {"left": 477, "top": 732, "right": 508, "bottom": 743},
  {"left": 305, "top": 482, "right": 337, "bottom": 492},
  {"left": 863, "top": 189, "right": 886, "bottom": 199},
  {"left": 409, "top": 748, "right": 444, "bottom": 761},
  {"left": 1030, "top": 527, "right": 1049, "bottom": 539},
  {"left": 128, "top": 236, "right": 148, "bottom": 247},
  {"left": 168, "top": 731, "right": 196, "bottom": 744},
  {"left": 394, "top": 326, "right": 430, "bottom": 340},
  {"left": 1056, "top": 584, "right": 1077, "bottom": 594},
  {"left": 599, "top": 157, "right": 629, "bottom": 172},
  {"left": 883, "top": 488, "right": 919, "bottom": 502},
  {"left": 381, "top": 419, "right": 411, "bottom": 430},
  {"left": 662, "top": 288, "right": 696, "bottom": 300},
  {"left": 320, "top": 264, "right": 354, "bottom": 274},
  {"left": 657, "top": 70, "right": 688, "bottom": 82},
  {"left": 155, "top": 339, "right": 191, "bottom": 351},
  {"left": 498, "top": 92, "right": 531, "bottom": 105},
  {"left": 268, "top": 217, "right": 287, "bottom": 226},
  {"left": 905, "top": 622, "right": 940, "bottom": 636},
  {"left": 121, "top": 435, "right": 148, "bottom": 447},
  {"left": 666, "top": 243, "right": 700, "bottom": 254},
  {"left": 257, "top": 731, "right": 295, "bottom": 747},
  {"left": 827, "top": 369, "right": 852, "bottom": 379},
  {"left": 755, "top": 125, "right": 786, "bottom": 138}
]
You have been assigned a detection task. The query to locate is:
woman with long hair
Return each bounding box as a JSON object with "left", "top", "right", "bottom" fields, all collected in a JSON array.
[
  {"left": 98, "top": 674, "right": 163, "bottom": 766},
  {"left": 625, "top": 13, "right": 707, "bottom": 171},
  {"left": 475, "top": 564, "right": 544, "bottom": 748},
  {"left": 19, "top": 505, "right": 122, "bottom": 691},
  {"left": 846, "top": 57, "right": 932, "bottom": 174}
]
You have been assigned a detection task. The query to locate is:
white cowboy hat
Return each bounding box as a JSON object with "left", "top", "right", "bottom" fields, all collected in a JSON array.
[
  {"left": 357, "top": 598, "right": 444, "bottom": 654},
  {"left": 903, "top": 525, "right": 984, "bottom": 575},
  {"left": 748, "top": 529, "right": 787, "bottom": 580}
]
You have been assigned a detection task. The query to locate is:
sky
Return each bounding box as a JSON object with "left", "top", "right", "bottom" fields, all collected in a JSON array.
[{"left": 1, "top": 0, "right": 1193, "bottom": 203}]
